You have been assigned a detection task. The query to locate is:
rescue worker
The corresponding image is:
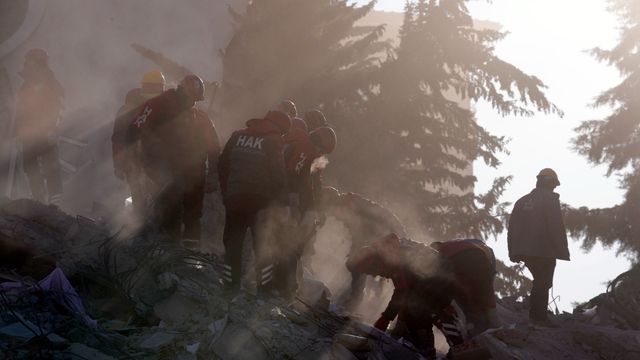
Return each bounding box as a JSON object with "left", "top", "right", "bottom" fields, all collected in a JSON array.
[
  {"left": 318, "top": 187, "right": 407, "bottom": 309},
  {"left": 218, "top": 110, "right": 291, "bottom": 294},
  {"left": 274, "top": 122, "right": 337, "bottom": 299},
  {"left": 347, "top": 234, "right": 460, "bottom": 358},
  {"left": 129, "top": 74, "right": 220, "bottom": 247},
  {"left": 277, "top": 99, "right": 298, "bottom": 119},
  {"left": 508, "top": 168, "right": 569, "bottom": 327},
  {"left": 111, "top": 70, "right": 166, "bottom": 218},
  {"left": 14, "top": 49, "right": 64, "bottom": 206},
  {"left": 430, "top": 239, "right": 499, "bottom": 335},
  {"left": 347, "top": 234, "right": 497, "bottom": 359}
]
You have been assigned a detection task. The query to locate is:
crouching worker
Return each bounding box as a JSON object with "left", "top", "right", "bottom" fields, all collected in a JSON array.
[
  {"left": 218, "top": 110, "right": 291, "bottom": 294},
  {"left": 430, "top": 239, "right": 500, "bottom": 335},
  {"left": 347, "top": 234, "right": 498, "bottom": 359}
]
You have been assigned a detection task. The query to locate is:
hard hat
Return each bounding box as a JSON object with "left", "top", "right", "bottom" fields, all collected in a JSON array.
[
  {"left": 264, "top": 110, "right": 291, "bottom": 134},
  {"left": 140, "top": 70, "right": 166, "bottom": 86},
  {"left": 309, "top": 126, "right": 337, "bottom": 155},
  {"left": 277, "top": 99, "right": 298, "bottom": 119},
  {"left": 537, "top": 168, "right": 560, "bottom": 186},
  {"left": 291, "top": 117, "right": 308, "bottom": 134},
  {"left": 304, "top": 109, "right": 327, "bottom": 131},
  {"left": 179, "top": 74, "right": 205, "bottom": 102},
  {"left": 24, "top": 48, "right": 48, "bottom": 65}
]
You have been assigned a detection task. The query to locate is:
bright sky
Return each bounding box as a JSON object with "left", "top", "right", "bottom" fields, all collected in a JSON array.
[{"left": 356, "top": 0, "right": 632, "bottom": 311}]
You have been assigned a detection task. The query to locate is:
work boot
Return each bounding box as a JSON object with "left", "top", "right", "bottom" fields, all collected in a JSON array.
[
  {"left": 257, "top": 264, "right": 277, "bottom": 297},
  {"left": 49, "top": 193, "right": 63, "bottom": 207},
  {"left": 221, "top": 263, "right": 240, "bottom": 295}
]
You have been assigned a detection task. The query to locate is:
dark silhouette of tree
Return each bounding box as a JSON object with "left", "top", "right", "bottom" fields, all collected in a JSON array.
[
  {"left": 570, "top": 0, "right": 640, "bottom": 258},
  {"left": 214, "top": 0, "right": 388, "bottom": 135},
  {"left": 334, "top": 0, "right": 560, "bottom": 240}
]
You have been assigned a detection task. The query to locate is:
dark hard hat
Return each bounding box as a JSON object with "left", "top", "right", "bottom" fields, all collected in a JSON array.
[
  {"left": 291, "top": 117, "right": 308, "bottom": 134},
  {"left": 537, "top": 168, "right": 560, "bottom": 186},
  {"left": 265, "top": 110, "right": 291, "bottom": 134},
  {"left": 180, "top": 74, "right": 205, "bottom": 102},
  {"left": 304, "top": 109, "right": 327, "bottom": 131},
  {"left": 277, "top": 99, "right": 298, "bottom": 119},
  {"left": 310, "top": 126, "right": 337, "bottom": 155}
]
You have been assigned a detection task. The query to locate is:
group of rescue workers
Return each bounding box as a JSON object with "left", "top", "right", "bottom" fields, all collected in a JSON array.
[{"left": 13, "top": 50, "right": 571, "bottom": 359}]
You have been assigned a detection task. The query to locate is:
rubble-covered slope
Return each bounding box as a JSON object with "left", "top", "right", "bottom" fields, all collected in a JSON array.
[{"left": 1, "top": 199, "right": 640, "bottom": 360}]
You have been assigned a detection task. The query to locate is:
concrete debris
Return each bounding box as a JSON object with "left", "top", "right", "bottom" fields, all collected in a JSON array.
[
  {"left": 2, "top": 199, "right": 640, "bottom": 359},
  {"left": 65, "top": 343, "right": 116, "bottom": 360},
  {"left": 138, "top": 331, "right": 176, "bottom": 349}
]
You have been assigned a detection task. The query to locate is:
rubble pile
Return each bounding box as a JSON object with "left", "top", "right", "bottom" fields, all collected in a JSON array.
[
  {"left": 471, "top": 298, "right": 640, "bottom": 360},
  {"left": 2, "top": 199, "right": 640, "bottom": 359}
]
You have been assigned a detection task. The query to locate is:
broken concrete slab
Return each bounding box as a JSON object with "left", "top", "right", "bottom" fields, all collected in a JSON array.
[
  {"left": 138, "top": 331, "right": 177, "bottom": 350},
  {"left": 65, "top": 343, "right": 116, "bottom": 360},
  {"left": 212, "top": 323, "right": 269, "bottom": 360}
]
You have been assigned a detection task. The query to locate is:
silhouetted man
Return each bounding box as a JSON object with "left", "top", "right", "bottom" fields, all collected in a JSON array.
[
  {"left": 14, "top": 49, "right": 64, "bottom": 206},
  {"left": 112, "top": 70, "right": 166, "bottom": 219},
  {"left": 218, "top": 110, "right": 291, "bottom": 294},
  {"left": 129, "top": 75, "right": 220, "bottom": 247},
  {"left": 508, "top": 168, "right": 570, "bottom": 327}
]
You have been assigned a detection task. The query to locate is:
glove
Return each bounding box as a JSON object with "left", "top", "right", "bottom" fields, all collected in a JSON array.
[{"left": 373, "top": 315, "right": 391, "bottom": 331}]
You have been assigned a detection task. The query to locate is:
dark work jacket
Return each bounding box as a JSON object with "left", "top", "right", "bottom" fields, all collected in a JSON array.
[
  {"left": 218, "top": 118, "right": 286, "bottom": 210},
  {"left": 128, "top": 88, "right": 220, "bottom": 185},
  {"left": 508, "top": 188, "right": 570, "bottom": 261},
  {"left": 284, "top": 128, "right": 317, "bottom": 212}
]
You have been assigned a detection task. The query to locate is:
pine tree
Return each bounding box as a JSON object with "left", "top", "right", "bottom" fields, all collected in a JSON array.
[
  {"left": 570, "top": 0, "right": 640, "bottom": 257},
  {"left": 214, "top": 0, "right": 387, "bottom": 135},
  {"left": 345, "top": 0, "right": 560, "bottom": 240}
]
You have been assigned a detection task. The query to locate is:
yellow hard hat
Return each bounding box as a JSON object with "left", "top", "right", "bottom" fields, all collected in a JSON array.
[
  {"left": 140, "top": 70, "right": 166, "bottom": 86},
  {"left": 537, "top": 168, "right": 560, "bottom": 186}
]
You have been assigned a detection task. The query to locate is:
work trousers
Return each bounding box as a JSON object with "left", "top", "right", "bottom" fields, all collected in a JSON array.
[
  {"left": 524, "top": 257, "right": 556, "bottom": 321},
  {"left": 22, "top": 139, "right": 63, "bottom": 203},
  {"left": 125, "top": 166, "right": 149, "bottom": 220},
  {"left": 153, "top": 174, "right": 205, "bottom": 243},
  {"left": 448, "top": 249, "right": 497, "bottom": 335},
  {"left": 393, "top": 299, "right": 465, "bottom": 359},
  {"left": 222, "top": 203, "right": 276, "bottom": 292}
]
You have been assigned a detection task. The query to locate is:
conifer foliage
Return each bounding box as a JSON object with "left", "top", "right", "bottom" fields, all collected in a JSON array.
[
  {"left": 215, "top": 0, "right": 387, "bottom": 133},
  {"left": 354, "top": 0, "right": 559, "bottom": 240},
  {"left": 570, "top": 0, "right": 640, "bottom": 257}
]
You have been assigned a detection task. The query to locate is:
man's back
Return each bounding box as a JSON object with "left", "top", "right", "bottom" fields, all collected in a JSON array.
[
  {"left": 508, "top": 188, "right": 569, "bottom": 261},
  {"left": 218, "top": 119, "right": 286, "bottom": 206}
]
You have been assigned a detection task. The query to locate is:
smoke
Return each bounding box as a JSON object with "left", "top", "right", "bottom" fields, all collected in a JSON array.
[
  {"left": 310, "top": 155, "right": 329, "bottom": 174},
  {"left": 1, "top": 1, "right": 241, "bottom": 228},
  {"left": 308, "top": 216, "right": 353, "bottom": 299}
]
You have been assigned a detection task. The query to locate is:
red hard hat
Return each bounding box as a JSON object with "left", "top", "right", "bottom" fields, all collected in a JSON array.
[
  {"left": 265, "top": 110, "right": 291, "bottom": 134},
  {"left": 291, "top": 117, "right": 308, "bottom": 134},
  {"left": 24, "top": 48, "right": 48, "bottom": 65},
  {"left": 277, "top": 99, "right": 298, "bottom": 119},
  {"left": 310, "top": 126, "right": 337, "bottom": 155},
  {"left": 304, "top": 109, "right": 327, "bottom": 131},
  {"left": 180, "top": 74, "right": 205, "bottom": 102}
]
